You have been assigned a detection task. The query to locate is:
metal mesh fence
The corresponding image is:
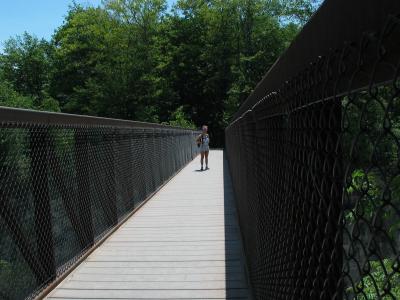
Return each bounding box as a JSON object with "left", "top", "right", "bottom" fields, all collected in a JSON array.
[
  {"left": 0, "top": 108, "right": 199, "bottom": 300},
  {"left": 226, "top": 2, "right": 400, "bottom": 299}
]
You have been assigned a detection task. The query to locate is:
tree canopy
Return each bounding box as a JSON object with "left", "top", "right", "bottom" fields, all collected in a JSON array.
[{"left": 0, "top": 0, "right": 319, "bottom": 146}]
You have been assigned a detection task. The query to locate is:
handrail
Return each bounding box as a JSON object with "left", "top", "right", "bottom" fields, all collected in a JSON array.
[
  {"left": 0, "top": 106, "right": 195, "bottom": 130},
  {"left": 231, "top": 0, "right": 400, "bottom": 121}
]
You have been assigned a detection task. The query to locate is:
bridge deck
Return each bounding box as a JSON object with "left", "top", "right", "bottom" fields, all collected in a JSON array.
[{"left": 46, "top": 150, "right": 251, "bottom": 299}]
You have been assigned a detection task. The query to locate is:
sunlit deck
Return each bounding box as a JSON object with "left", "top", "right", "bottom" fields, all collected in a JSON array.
[{"left": 46, "top": 150, "right": 251, "bottom": 300}]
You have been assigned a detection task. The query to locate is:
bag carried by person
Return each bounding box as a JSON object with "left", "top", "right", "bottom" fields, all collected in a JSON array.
[{"left": 197, "top": 134, "right": 202, "bottom": 147}]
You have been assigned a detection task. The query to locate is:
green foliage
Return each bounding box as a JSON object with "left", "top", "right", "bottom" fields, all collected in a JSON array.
[
  {"left": 51, "top": 5, "right": 117, "bottom": 115},
  {"left": 348, "top": 259, "right": 400, "bottom": 300},
  {"left": 342, "top": 85, "right": 400, "bottom": 299},
  {"left": 344, "top": 167, "right": 400, "bottom": 232},
  {"left": 0, "top": 33, "right": 53, "bottom": 104},
  {"left": 345, "top": 169, "right": 380, "bottom": 223},
  {"left": 0, "top": 259, "right": 35, "bottom": 300},
  {"left": 343, "top": 86, "right": 400, "bottom": 224},
  {"left": 0, "top": 32, "right": 60, "bottom": 112},
  {"left": 0, "top": 0, "right": 318, "bottom": 143},
  {"left": 0, "top": 81, "right": 34, "bottom": 108},
  {"left": 167, "top": 106, "right": 196, "bottom": 129},
  {"left": 39, "top": 96, "right": 61, "bottom": 112},
  {"left": 0, "top": 80, "right": 60, "bottom": 112}
]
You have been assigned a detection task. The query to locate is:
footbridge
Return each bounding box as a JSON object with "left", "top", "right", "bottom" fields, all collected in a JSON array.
[{"left": 1, "top": 1, "right": 400, "bottom": 299}]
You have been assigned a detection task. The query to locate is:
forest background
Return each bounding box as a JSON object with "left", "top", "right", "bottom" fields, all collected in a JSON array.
[{"left": 0, "top": 0, "right": 320, "bottom": 146}]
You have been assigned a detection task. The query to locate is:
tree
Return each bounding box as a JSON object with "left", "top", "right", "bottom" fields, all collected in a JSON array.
[
  {"left": 0, "top": 33, "right": 56, "bottom": 107},
  {"left": 0, "top": 0, "right": 319, "bottom": 146},
  {"left": 0, "top": 80, "right": 34, "bottom": 109},
  {"left": 50, "top": 5, "right": 116, "bottom": 115},
  {"left": 166, "top": 106, "right": 196, "bottom": 129}
]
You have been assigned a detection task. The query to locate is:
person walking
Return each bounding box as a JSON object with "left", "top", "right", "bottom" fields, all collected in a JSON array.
[{"left": 196, "top": 125, "right": 210, "bottom": 171}]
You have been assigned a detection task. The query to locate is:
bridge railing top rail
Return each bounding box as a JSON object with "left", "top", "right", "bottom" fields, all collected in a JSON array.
[
  {"left": 0, "top": 106, "right": 198, "bottom": 131},
  {"left": 230, "top": 0, "right": 400, "bottom": 123}
]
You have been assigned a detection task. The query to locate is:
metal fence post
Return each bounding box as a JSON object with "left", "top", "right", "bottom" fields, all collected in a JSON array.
[
  {"left": 29, "top": 127, "right": 56, "bottom": 283},
  {"left": 109, "top": 129, "right": 119, "bottom": 225},
  {"left": 75, "top": 128, "right": 94, "bottom": 248}
]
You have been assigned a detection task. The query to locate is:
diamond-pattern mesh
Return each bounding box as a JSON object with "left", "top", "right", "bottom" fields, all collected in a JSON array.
[
  {"left": 0, "top": 116, "right": 199, "bottom": 299},
  {"left": 225, "top": 12, "right": 400, "bottom": 300}
]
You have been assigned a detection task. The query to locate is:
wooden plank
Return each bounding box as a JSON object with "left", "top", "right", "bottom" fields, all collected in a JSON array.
[
  {"left": 47, "top": 298, "right": 250, "bottom": 300},
  {"left": 74, "top": 266, "right": 243, "bottom": 275},
  {"left": 46, "top": 150, "right": 251, "bottom": 299},
  {"left": 93, "top": 249, "right": 241, "bottom": 255},
  {"left": 79, "top": 260, "right": 241, "bottom": 268},
  {"left": 86, "top": 255, "right": 242, "bottom": 262},
  {"left": 48, "top": 295, "right": 251, "bottom": 300},
  {"left": 61, "top": 281, "right": 248, "bottom": 290},
  {"left": 48, "top": 288, "right": 250, "bottom": 299},
  {"left": 93, "top": 245, "right": 235, "bottom": 252},
  {"left": 68, "top": 273, "right": 246, "bottom": 282}
]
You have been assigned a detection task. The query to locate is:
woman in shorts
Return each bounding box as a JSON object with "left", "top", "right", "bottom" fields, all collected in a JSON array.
[{"left": 196, "top": 125, "right": 210, "bottom": 171}]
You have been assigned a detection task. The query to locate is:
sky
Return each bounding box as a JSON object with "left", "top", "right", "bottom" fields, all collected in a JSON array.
[{"left": 0, "top": 0, "right": 175, "bottom": 53}]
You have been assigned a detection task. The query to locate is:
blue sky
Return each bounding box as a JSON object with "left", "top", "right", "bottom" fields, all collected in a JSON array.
[{"left": 0, "top": 0, "right": 175, "bottom": 52}]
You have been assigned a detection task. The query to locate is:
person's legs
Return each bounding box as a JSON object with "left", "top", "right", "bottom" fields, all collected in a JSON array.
[
  {"left": 205, "top": 150, "right": 209, "bottom": 169},
  {"left": 200, "top": 151, "right": 205, "bottom": 170}
]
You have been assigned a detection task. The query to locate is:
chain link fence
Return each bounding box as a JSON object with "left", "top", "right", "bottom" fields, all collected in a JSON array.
[
  {"left": 226, "top": 1, "right": 400, "bottom": 299},
  {"left": 0, "top": 108, "right": 199, "bottom": 299}
]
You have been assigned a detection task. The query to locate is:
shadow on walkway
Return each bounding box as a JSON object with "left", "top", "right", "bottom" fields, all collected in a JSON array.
[{"left": 223, "top": 151, "right": 253, "bottom": 299}]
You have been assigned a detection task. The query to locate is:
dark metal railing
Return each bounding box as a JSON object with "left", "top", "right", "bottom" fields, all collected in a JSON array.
[
  {"left": 225, "top": 0, "right": 400, "bottom": 299},
  {"left": 0, "top": 107, "right": 200, "bottom": 299}
]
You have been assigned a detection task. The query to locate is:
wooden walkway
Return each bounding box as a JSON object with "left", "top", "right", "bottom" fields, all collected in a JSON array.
[{"left": 46, "top": 150, "right": 251, "bottom": 300}]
